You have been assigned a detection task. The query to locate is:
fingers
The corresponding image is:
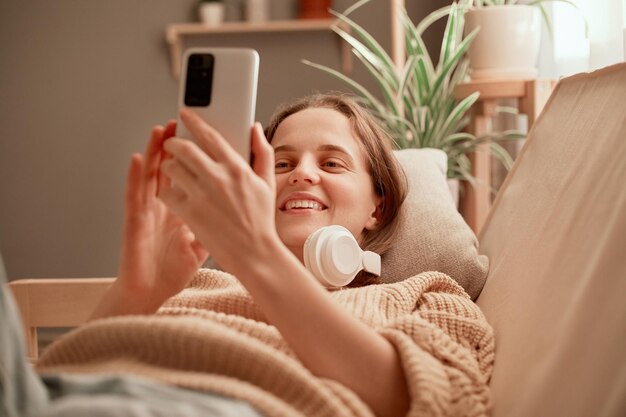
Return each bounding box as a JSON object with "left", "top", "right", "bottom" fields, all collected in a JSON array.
[
  {"left": 164, "top": 120, "right": 177, "bottom": 140},
  {"left": 122, "top": 154, "right": 148, "bottom": 249},
  {"left": 125, "top": 154, "right": 144, "bottom": 217},
  {"left": 190, "top": 240, "right": 209, "bottom": 265},
  {"left": 160, "top": 157, "right": 198, "bottom": 197},
  {"left": 158, "top": 179, "right": 188, "bottom": 217},
  {"left": 163, "top": 138, "right": 215, "bottom": 181},
  {"left": 159, "top": 137, "right": 217, "bottom": 212},
  {"left": 175, "top": 224, "right": 209, "bottom": 265},
  {"left": 251, "top": 122, "right": 276, "bottom": 191},
  {"left": 144, "top": 125, "right": 166, "bottom": 200},
  {"left": 159, "top": 121, "right": 177, "bottom": 193},
  {"left": 179, "top": 108, "right": 241, "bottom": 164}
]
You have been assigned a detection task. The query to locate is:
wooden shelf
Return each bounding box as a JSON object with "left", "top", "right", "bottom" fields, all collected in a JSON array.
[{"left": 166, "top": 19, "right": 351, "bottom": 79}]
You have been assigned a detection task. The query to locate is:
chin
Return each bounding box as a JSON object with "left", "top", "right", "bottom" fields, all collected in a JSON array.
[
  {"left": 277, "top": 228, "right": 310, "bottom": 248},
  {"left": 276, "top": 221, "right": 320, "bottom": 248}
]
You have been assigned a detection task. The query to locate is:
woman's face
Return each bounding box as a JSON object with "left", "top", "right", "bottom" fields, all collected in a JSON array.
[{"left": 272, "top": 107, "right": 381, "bottom": 261}]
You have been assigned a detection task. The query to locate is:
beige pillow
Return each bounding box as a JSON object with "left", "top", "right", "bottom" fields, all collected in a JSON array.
[{"left": 381, "top": 149, "right": 489, "bottom": 300}]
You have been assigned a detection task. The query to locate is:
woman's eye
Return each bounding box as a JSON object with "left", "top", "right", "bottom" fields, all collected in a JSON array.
[
  {"left": 322, "top": 160, "right": 344, "bottom": 169},
  {"left": 275, "top": 161, "right": 292, "bottom": 170}
]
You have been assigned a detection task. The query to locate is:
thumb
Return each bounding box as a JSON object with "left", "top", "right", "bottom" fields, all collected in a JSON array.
[{"left": 250, "top": 122, "right": 275, "bottom": 190}]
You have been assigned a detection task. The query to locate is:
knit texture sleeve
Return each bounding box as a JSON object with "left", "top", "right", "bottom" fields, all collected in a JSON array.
[
  {"left": 377, "top": 272, "right": 495, "bottom": 417},
  {"left": 35, "top": 269, "right": 493, "bottom": 417}
]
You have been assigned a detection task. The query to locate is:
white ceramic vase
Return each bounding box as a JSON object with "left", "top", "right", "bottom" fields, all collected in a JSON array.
[
  {"left": 464, "top": 5, "right": 541, "bottom": 80},
  {"left": 245, "top": 0, "right": 270, "bottom": 22},
  {"left": 198, "top": 2, "right": 225, "bottom": 26}
]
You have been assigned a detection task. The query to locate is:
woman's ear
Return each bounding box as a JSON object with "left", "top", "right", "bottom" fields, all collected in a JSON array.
[{"left": 364, "top": 196, "right": 384, "bottom": 231}]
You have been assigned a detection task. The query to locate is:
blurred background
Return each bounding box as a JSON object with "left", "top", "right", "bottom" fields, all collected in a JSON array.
[{"left": 0, "top": 0, "right": 452, "bottom": 279}]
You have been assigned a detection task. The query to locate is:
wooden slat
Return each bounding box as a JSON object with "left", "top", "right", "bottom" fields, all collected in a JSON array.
[
  {"left": 8, "top": 278, "right": 113, "bottom": 360},
  {"left": 520, "top": 79, "right": 558, "bottom": 124},
  {"left": 454, "top": 79, "right": 528, "bottom": 101},
  {"left": 390, "top": 0, "right": 405, "bottom": 72},
  {"left": 8, "top": 278, "right": 114, "bottom": 327}
]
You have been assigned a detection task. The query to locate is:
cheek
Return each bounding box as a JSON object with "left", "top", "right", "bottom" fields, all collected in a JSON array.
[
  {"left": 273, "top": 174, "right": 287, "bottom": 201},
  {"left": 329, "top": 179, "right": 377, "bottom": 221}
]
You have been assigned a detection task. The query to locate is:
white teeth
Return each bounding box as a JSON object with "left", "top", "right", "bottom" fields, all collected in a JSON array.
[{"left": 285, "top": 200, "right": 322, "bottom": 210}]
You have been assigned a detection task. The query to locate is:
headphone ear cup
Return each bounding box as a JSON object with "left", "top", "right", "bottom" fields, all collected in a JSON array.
[
  {"left": 303, "top": 227, "right": 325, "bottom": 283},
  {"left": 304, "top": 225, "right": 363, "bottom": 287},
  {"left": 322, "top": 230, "right": 362, "bottom": 285}
]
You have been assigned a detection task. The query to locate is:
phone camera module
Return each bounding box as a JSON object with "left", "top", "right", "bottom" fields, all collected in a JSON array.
[{"left": 184, "top": 53, "right": 214, "bottom": 107}]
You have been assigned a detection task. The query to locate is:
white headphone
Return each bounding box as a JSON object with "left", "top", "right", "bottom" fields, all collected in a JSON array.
[{"left": 303, "top": 225, "right": 381, "bottom": 288}]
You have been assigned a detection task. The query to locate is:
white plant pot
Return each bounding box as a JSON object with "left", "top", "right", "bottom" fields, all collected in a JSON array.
[
  {"left": 464, "top": 5, "right": 541, "bottom": 80},
  {"left": 198, "top": 3, "right": 225, "bottom": 26},
  {"left": 245, "top": 0, "right": 270, "bottom": 22}
]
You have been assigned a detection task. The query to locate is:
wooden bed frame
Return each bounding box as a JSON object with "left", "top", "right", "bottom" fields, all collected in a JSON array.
[{"left": 8, "top": 278, "right": 113, "bottom": 360}]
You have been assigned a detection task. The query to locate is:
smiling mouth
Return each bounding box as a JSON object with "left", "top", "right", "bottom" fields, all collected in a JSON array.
[{"left": 281, "top": 199, "right": 327, "bottom": 211}]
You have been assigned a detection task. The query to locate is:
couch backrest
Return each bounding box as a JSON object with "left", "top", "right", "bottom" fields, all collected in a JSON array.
[{"left": 476, "top": 63, "right": 626, "bottom": 417}]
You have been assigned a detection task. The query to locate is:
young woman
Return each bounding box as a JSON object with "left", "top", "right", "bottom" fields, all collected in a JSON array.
[{"left": 33, "top": 94, "right": 494, "bottom": 417}]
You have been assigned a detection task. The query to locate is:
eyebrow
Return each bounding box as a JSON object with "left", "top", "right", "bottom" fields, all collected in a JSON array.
[{"left": 273, "top": 144, "right": 355, "bottom": 163}]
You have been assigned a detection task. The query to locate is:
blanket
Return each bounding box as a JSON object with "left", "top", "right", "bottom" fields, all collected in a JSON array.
[{"left": 36, "top": 269, "right": 495, "bottom": 417}]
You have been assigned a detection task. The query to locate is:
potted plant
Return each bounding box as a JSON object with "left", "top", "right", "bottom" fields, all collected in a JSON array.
[
  {"left": 303, "top": 0, "right": 522, "bottom": 202},
  {"left": 198, "top": 0, "right": 226, "bottom": 26},
  {"left": 465, "top": 0, "right": 586, "bottom": 79}
]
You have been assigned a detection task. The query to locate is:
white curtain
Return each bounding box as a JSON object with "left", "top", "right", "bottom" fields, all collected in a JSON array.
[{"left": 537, "top": 0, "right": 626, "bottom": 78}]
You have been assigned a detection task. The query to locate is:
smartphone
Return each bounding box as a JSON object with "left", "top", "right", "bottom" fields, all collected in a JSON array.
[{"left": 177, "top": 47, "right": 259, "bottom": 162}]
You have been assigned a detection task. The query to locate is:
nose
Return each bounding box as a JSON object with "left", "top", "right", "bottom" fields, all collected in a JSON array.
[{"left": 288, "top": 159, "right": 320, "bottom": 185}]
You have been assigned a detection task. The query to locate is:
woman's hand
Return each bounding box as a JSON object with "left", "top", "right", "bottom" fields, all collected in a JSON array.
[
  {"left": 158, "top": 109, "right": 279, "bottom": 277},
  {"left": 91, "top": 121, "right": 208, "bottom": 319}
]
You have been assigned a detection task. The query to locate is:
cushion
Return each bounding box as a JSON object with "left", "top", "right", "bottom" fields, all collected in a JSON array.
[
  {"left": 381, "top": 149, "right": 489, "bottom": 300},
  {"left": 476, "top": 63, "right": 626, "bottom": 417}
]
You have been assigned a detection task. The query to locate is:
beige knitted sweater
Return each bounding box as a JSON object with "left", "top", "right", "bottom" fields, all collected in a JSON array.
[{"left": 36, "top": 269, "right": 495, "bottom": 417}]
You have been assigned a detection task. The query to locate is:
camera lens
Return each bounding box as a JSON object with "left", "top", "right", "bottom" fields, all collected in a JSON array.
[
  {"left": 184, "top": 53, "right": 214, "bottom": 107},
  {"left": 190, "top": 55, "right": 203, "bottom": 67}
]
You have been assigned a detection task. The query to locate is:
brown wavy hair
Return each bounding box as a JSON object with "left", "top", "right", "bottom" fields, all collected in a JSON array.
[{"left": 265, "top": 93, "right": 407, "bottom": 287}]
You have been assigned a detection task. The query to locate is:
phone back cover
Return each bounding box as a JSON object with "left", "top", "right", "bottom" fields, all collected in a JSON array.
[{"left": 178, "top": 48, "right": 259, "bottom": 162}]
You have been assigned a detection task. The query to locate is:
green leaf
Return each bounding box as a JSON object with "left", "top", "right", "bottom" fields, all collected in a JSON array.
[
  {"left": 351, "top": 49, "right": 400, "bottom": 116},
  {"left": 439, "top": 92, "right": 480, "bottom": 140},
  {"left": 415, "top": 5, "right": 453, "bottom": 35},
  {"left": 329, "top": 10, "right": 397, "bottom": 88},
  {"left": 385, "top": 114, "right": 420, "bottom": 148},
  {"left": 332, "top": 25, "right": 398, "bottom": 88},
  {"left": 400, "top": 7, "right": 435, "bottom": 93},
  {"left": 426, "top": 27, "right": 478, "bottom": 105},
  {"left": 439, "top": 2, "right": 458, "bottom": 68},
  {"left": 397, "top": 56, "right": 417, "bottom": 103},
  {"left": 488, "top": 142, "right": 514, "bottom": 170},
  {"left": 340, "top": 0, "right": 372, "bottom": 17},
  {"left": 301, "top": 59, "right": 385, "bottom": 114}
]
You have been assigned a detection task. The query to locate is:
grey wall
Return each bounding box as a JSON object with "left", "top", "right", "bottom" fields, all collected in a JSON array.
[{"left": 0, "top": 0, "right": 448, "bottom": 279}]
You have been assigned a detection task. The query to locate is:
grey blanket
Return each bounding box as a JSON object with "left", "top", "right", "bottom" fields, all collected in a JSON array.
[{"left": 0, "top": 253, "right": 262, "bottom": 417}]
